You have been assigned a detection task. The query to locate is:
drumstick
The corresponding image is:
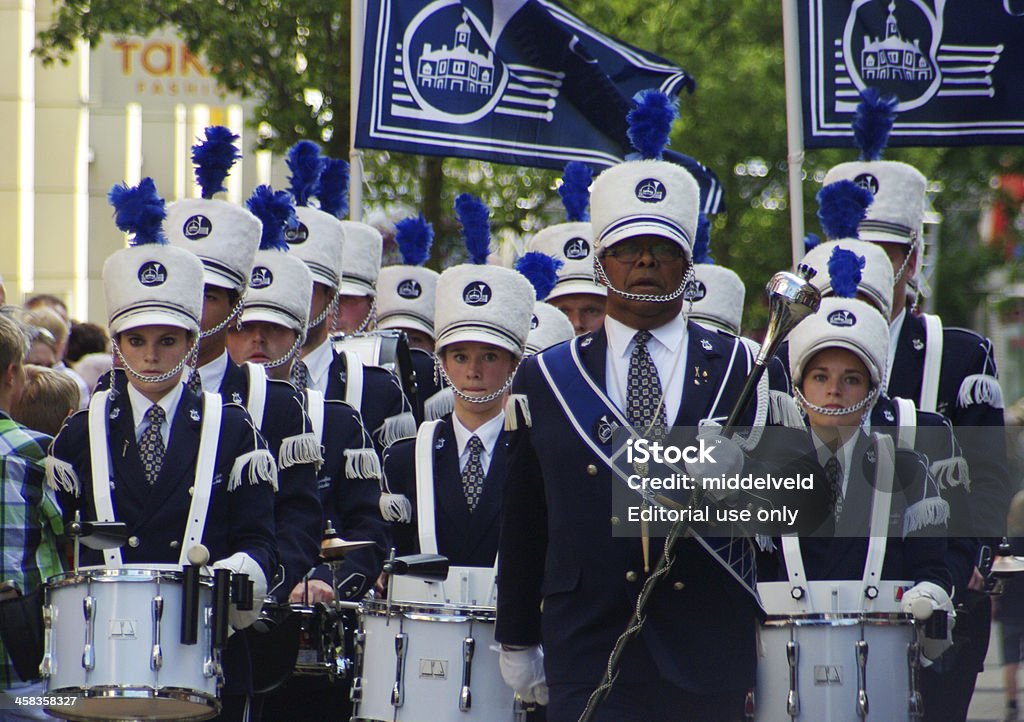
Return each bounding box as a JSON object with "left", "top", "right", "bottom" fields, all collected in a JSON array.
[
  {"left": 910, "top": 597, "right": 933, "bottom": 621},
  {"left": 181, "top": 544, "right": 210, "bottom": 645}
]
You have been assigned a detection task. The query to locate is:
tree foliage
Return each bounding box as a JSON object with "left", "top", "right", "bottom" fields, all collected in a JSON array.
[{"left": 36, "top": 0, "right": 1023, "bottom": 326}]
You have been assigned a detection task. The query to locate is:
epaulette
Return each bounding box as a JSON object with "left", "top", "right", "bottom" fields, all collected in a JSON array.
[{"left": 504, "top": 393, "right": 531, "bottom": 431}]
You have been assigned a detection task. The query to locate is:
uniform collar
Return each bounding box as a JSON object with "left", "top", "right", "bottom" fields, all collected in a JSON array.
[
  {"left": 126, "top": 380, "right": 185, "bottom": 428},
  {"left": 196, "top": 349, "right": 229, "bottom": 392},
  {"left": 451, "top": 410, "right": 505, "bottom": 457},
  {"left": 604, "top": 312, "right": 687, "bottom": 359},
  {"left": 303, "top": 338, "right": 335, "bottom": 389}
]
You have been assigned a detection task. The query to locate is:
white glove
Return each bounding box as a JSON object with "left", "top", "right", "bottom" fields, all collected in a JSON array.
[
  {"left": 685, "top": 422, "right": 744, "bottom": 500},
  {"left": 212, "top": 552, "right": 268, "bottom": 630},
  {"left": 901, "top": 581, "right": 955, "bottom": 664},
  {"left": 498, "top": 645, "right": 549, "bottom": 705}
]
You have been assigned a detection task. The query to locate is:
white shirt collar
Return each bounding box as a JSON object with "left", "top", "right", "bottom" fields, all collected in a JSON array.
[
  {"left": 810, "top": 425, "right": 865, "bottom": 497},
  {"left": 451, "top": 410, "right": 505, "bottom": 458},
  {"left": 195, "top": 350, "right": 229, "bottom": 393},
  {"left": 605, "top": 312, "right": 687, "bottom": 359},
  {"left": 302, "top": 338, "right": 336, "bottom": 392},
  {"left": 127, "top": 380, "right": 185, "bottom": 433}
]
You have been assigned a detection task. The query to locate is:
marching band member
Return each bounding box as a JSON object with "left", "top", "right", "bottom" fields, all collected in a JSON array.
[
  {"left": 822, "top": 90, "right": 1008, "bottom": 721},
  {"left": 285, "top": 142, "right": 415, "bottom": 457},
  {"left": 226, "top": 186, "right": 388, "bottom": 722},
  {"left": 527, "top": 162, "right": 607, "bottom": 335},
  {"left": 46, "top": 179, "right": 278, "bottom": 717},
  {"left": 494, "top": 91, "right": 815, "bottom": 722},
  {"left": 164, "top": 129, "right": 322, "bottom": 607},
  {"left": 376, "top": 214, "right": 444, "bottom": 422},
  {"left": 383, "top": 194, "right": 535, "bottom": 567}
]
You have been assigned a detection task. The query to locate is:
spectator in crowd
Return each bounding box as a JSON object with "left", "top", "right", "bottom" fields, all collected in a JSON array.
[
  {"left": 23, "top": 325, "right": 58, "bottom": 368},
  {"left": 10, "top": 365, "right": 80, "bottom": 436},
  {"left": 71, "top": 353, "right": 113, "bottom": 394},
  {"left": 24, "top": 308, "right": 89, "bottom": 408},
  {"left": 23, "top": 293, "right": 68, "bottom": 325},
  {"left": 65, "top": 321, "right": 109, "bottom": 364}
]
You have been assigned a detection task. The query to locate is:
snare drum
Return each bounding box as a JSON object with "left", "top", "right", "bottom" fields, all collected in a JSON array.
[
  {"left": 754, "top": 581, "right": 921, "bottom": 721},
  {"left": 249, "top": 603, "right": 350, "bottom": 693},
  {"left": 43, "top": 565, "right": 220, "bottom": 721},
  {"left": 351, "top": 599, "right": 525, "bottom": 722}
]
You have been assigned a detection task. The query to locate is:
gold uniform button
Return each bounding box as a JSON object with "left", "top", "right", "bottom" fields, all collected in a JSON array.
[
  {"left": 586, "top": 464, "right": 598, "bottom": 476},
  {"left": 610, "top": 516, "right": 621, "bottom": 526},
  {"left": 673, "top": 581, "right": 685, "bottom": 591},
  {"left": 128, "top": 536, "right": 140, "bottom": 548},
  {"left": 625, "top": 571, "right": 639, "bottom": 583}
]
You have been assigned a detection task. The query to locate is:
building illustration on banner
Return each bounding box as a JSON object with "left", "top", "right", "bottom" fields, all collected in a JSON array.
[
  {"left": 832, "top": 0, "right": 1004, "bottom": 112},
  {"left": 393, "top": 1, "right": 560, "bottom": 124}
]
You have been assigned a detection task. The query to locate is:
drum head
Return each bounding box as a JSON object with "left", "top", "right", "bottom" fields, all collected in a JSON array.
[{"left": 47, "top": 691, "right": 218, "bottom": 721}]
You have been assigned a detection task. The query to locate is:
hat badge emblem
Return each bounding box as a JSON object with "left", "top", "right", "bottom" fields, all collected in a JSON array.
[
  {"left": 826, "top": 309, "right": 857, "bottom": 327},
  {"left": 250, "top": 266, "right": 273, "bottom": 289},
  {"left": 397, "top": 279, "right": 422, "bottom": 299},
  {"left": 530, "top": 314, "right": 539, "bottom": 330},
  {"left": 685, "top": 280, "right": 707, "bottom": 302},
  {"left": 284, "top": 221, "right": 309, "bottom": 244},
  {"left": 853, "top": 173, "right": 879, "bottom": 195},
  {"left": 138, "top": 261, "right": 167, "bottom": 287},
  {"left": 463, "top": 282, "right": 492, "bottom": 306},
  {"left": 635, "top": 178, "right": 666, "bottom": 203},
  {"left": 563, "top": 237, "right": 590, "bottom": 260},
  {"left": 183, "top": 215, "right": 213, "bottom": 240}
]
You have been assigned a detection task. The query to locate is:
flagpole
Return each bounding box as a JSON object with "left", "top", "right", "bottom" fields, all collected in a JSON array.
[
  {"left": 350, "top": 0, "right": 365, "bottom": 222},
  {"left": 781, "top": 0, "right": 805, "bottom": 269}
]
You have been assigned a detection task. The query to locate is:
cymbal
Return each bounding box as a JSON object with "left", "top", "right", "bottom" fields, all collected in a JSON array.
[
  {"left": 992, "top": 556, "right": 1024, "bottom": 576},
  {"left": 319, "top": 538, "right": 375, "bottom": 560}
]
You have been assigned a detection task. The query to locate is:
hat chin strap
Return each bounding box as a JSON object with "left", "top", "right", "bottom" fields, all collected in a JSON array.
[
  {"left": 434, "top": 356, "right": 519, "bottom": 405},
  {"left": 112, "top": 335, "right": 201, "bottom": 385},
  {"left": 793, "top": 384, "right": 880, "bottom": 420},
  {"left": 308, "top": 289, "right": 340, "bottom": 331},
  {"left": 353, "top": 297, "right": 377, "bottom": 334},
  {"left": 592, "top": 258, "right": 693, "bottom": 304},
  {"left": 200, "top": 294, "right": 246, "bottom": 339},
  {"left": 260, "top": 332, "right": 305, "bottom": 370}
]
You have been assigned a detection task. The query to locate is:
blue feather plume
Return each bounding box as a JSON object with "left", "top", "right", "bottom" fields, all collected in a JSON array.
[
  {"left": 816, "top": 180, "right": 873, "bottom": 240},
  {"left": 626, "top": 89, "right": 677, "bottom": 160},
  {"left": 318, "top": 158, "right": 349, "bottom": 219},
  {"left": 827, "top": 247, "right": 865, "bottom": 298},
  {"left": 692, "top": 213, "right": 714, "bottom": 265},
  {"left": 394, "top": 214, "right": 434, "bottom": 266},
  {"left": 559, "top": 162, "right": 592, "bottom": 222},
  {"left": 852, "top": 88, "right": 898, "bottom": 161},
  {"left": 286, "top": 141, "right": 325, "bottom": 206},
  {"left": 804, "top": 232, "right": 821, "bottom": 252},
  {"left": 192, "top": 126, "right": 240, "bottom": 199},
  {"left": 108, "top": 177, "right": 167, "bottom": 245},
  {"left": 515, "top": 252, "right": 563, "bottom": 302},
  {"left": 246, "top": 185, "right": 296, "bottom": 252},
  {"left": 455, "top": 194, "right": 492, "bottom": 265}
]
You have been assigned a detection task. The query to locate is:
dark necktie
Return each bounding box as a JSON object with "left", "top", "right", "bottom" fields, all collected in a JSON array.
[
  {"left": 187, "top": 369, "right": 203, "bottom": 394},
  {"left": 461, "top": 435, "right": 485, "bottom": 512},
  {"left": 139, "top": 405, "right": 166, "bottom": 486},
  {"left": 825, "top": 455, "right": 843, "bottom": 517},
  {"left": 626, "top": 330, "right": 668, "bottom": 440},
  {"left": 290, "top": 359, "right": 309, "bottom": 392}
]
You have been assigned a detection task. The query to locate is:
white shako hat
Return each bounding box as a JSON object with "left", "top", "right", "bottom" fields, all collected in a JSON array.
[
  {"left": 821, "top": 88, "right": 926, "bottom": 248},
  {"left": 164, "top": 126, "right": 261, "bottom": 293},
  {"left": 104, "top": 178, "right": 204, "bottom": 336},
  {"left": 590, "top": 90, "right": 700, "bottom": 259},
  {"left": 527, "top": 161, "right": 605, "bottom": 300},
  {"left": 800, "top": 240, "right": 894, "bottom": 319},
  {"left": 283, "top": 141, "right": 346, "bottom": 290},
  {"left": 685, "top": 214, "right": 745, "bottom": 335},
  {"left": 515, "top": 250, "right": 574, "bottom": 354},
  {"left": 377, "top": 214, "right": 439, "bottom": 338},
  {"left": 239, "top": 185, "right": 314, "bottom": 340},
  {"left": 526, "top": 302, "right": 575, "bottom": 355},
  {"left": 338, "top": 221, "right": 383, "bottom": 297},
  {"left": 434, "top": 194, "right": 535, "bottom": 357}
]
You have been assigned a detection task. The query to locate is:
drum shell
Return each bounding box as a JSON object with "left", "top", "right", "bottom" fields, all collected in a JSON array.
[
  {"left": 44, "top": 565, "right": 218, "bottom": 721},
  {"left": 352, "top": 599, "right": 522, "bottom": 722}
]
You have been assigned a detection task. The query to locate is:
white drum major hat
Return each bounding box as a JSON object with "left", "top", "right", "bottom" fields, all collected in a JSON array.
[
  {"left": 590, "top": 91, "right": 700, "bottom": 258},
  {"left": 434, "top": 195, "right": 535, "bottom": 357},
  {"left": 239, "top": 185, "right": 314, "bottom": 339},
  {"left": 526, "top": 302, "right": 574, "bottom": 355},
  {"left": 821, "top": 90, "right": 926, "bottom": 248},
  {"left": 284, "top": 142, "right": 345, "bottom": 290},
  {"left": 339, "top": 221, "right": 383, "bottom": 297},
  {"left": 164, "top": 127, "right": 261, "bottom": 293},
  {"left": 377, "top": 214, "right": 439, "bottom": 338},
  {"left": 800, "top": 240, "right": 894, "bottom": 319},
  {"left": 104, "top": 178, "right": 204, "bottom": 335},
  {"left": 685, "top": 215, "right": 746, "bottom": 335},
  {"left": 527, "top": 162, "right": 605, "bottom": 300}
]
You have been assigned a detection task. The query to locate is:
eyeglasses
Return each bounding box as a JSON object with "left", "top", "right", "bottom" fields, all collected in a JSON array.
[{"left": 601, "top": 239, "right": 684, "bottom": 263}]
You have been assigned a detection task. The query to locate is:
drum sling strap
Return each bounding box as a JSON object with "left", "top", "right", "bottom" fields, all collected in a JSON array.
[
  {"left": 919, "top": 314, "right": 943, "bottom": 414},
  {"left": 341, "top": 350, "right": 364, "bottom": 412},
  {"left": 244, "top": 362, "right": 268, "bottom": 429},
  {"left": 534, "top": 336, "right": 759, "bottom": 602},
  {"left": 305, "top": 389, "right": 326, "bottom": 449},
  {"left": 779, "top": 433, "right": 896, "bottom": 614},
  {"left": 88, "top": 390, "right": 223, "bottom": 568},
  {"left": 412, "top": 419, "right": 498, "bottom": 602}
]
